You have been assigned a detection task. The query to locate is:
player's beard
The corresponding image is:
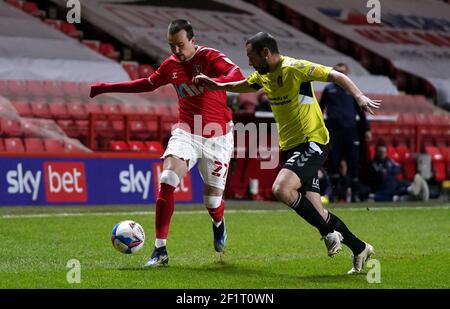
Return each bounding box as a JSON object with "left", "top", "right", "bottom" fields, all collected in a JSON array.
[{"left": 256, "top": 59, "right": 270, "bottom": 74}]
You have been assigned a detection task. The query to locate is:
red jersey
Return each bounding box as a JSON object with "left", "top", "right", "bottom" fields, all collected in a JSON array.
[{"left": 147, "top": 46, "right": 244, "bottom": 137}]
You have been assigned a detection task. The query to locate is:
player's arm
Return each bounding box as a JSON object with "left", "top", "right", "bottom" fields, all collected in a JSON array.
[
  {"left": 193, "top": 52, "right": 257, "bottom": 93},
  {"left": 327, "top": 70, "right": 381, "bottom": 115},
  {"left": 193, "top": 74, "right": 257, "bottom": 93},
  {"left": 89, "top": 62, "right": 169, "bottom": 98},
  {"left": 89, "top": 78, "right": 154, "bottom": 98}
]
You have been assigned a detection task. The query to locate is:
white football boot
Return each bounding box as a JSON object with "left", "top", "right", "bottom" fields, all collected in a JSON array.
[
  {"left": 347, "top": 243, "right": 375, "bottom": 274},
  {"left": 322, "top": 231, "right": 343, "bottom": 257}
]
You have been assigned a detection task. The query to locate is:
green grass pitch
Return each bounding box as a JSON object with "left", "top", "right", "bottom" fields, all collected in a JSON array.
[{"left": 0, "top": 202, "right": 449, "bottom": 288}]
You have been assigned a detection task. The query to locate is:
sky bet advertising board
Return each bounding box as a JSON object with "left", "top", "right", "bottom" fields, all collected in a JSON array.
[{"left": 0, "top": 157, "right": 203, "bottom": 205}]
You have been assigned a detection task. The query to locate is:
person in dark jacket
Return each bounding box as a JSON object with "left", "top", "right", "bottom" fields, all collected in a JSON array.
[
  {"left": 369, "top": 144, "right": 429, "bottom": 201},
  {"left": 320, "top": 63, "right": 371, "bottom": 202}
]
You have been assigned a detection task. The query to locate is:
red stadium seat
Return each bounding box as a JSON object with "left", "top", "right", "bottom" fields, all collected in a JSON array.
[
  {"left": 24, "top": 138, "right": 45, "bottom": 152},
  {"left": 22, "top": 2, "right": 42, "bottom": 18},
  {"left": 85, "top": 102, "right": 102, "bottom": 115},
  {"left": 121, "top": 61, "right": 140, "bottom": 80},
  {"left": 30, "top": 99, "right": 51, "bottom": 118},
  {"left": 60, "top": 22, "right": 81, "bottom": 39},
  {"left": 138, "top": 64, "right": 155, "bottom": 78},
  {"left": 101, "top": 104, "right": 120, "bottom": 114},
  {"left": 1, "top": 118, "right": 22, "bottom": 137},
  {"left": 396, "top": 144, "right": 417, "bottom": 181},
  {"left": 66, "top": 101, "right": 87, "bottom": 119},
  {"left": 12, "top": 100, "right": 32, "bottom": 117},
  {"left": 438, "top": 146, "right": 450, "bottom": 179},
  {"left": 64, "top": 138, "right": 88, "bottom": 152},
  {"left": 82, "top": 40, "right": 100, "bottom": 52},
  {"left": 57, "top": 119, "right": 78, "bottom": 137},
  {"left": 44, "top": 139, "right": 64, "bottom": 152},
  {"left": 425, "top": 146, "right": 446, "bottom": 182},
  {"left": 4, "top": 138, "right": 25, "bottom": 152},
  {"left": 225, "top": 158, "right": 249, "bottom": 199},
  {"left": 127, "top": 141, "right": 146, "bottom": 152},
  {"left": 49, "top": 101, "right": 70, "bottom": 119},
  {"left": 75, "top": 120, "right": 89, "bottom": 136},
  {"left": 112, "top": 120, "right": 125, "bottom": 135},
  {"left": 110, "top": 140, "right": 129, "bottom": 151},
  {"left": 44, "top": 19, "right": 62, "bottom": 30},
  {"left": 145, "top": 117, "right": 160, "bottom": 133},
  {"left": 144, "top": 141, "right": 164, "bottom": 155},
  {"left": 21, "top": 118, "right": 38, "bottom": 137},
  {"left": 99, "top": 43, "right": 120, "bottom": 60}
]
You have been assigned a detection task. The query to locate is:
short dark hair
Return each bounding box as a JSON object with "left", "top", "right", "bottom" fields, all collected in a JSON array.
[
  {"left": 334, "top": 63, "right": 348, "bottom": 69},
  {"left": 246, "top": 32, "right": 279, "bottom": 54},
  {"left": 168, "top": 19, "right": 194, "bottom": 40}
]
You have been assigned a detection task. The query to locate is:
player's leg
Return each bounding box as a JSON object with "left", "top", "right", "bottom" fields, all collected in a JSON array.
[
  {"left": 272, "top": 170, "right": 337, "bottom": 241},
  {"left": 145, "top": 155, "right": 188, "bottom": 267},
  {"left": 155, "top": 155, "right": 188, "bottom": 247},
  {"left": 204, "top": 185, "right": 227, "bottom": 252},
  {"left": 199, "top": 129, "right": 232, "bottom": 252},
  {"left": 276, "top": 142, "right": 343, "bottom": 256},
  {"left": 145, "top": 128, "right": 196, "bottom": 267},
  {"left": 323, "top": 207, "right": 374, "bottom": 273}
]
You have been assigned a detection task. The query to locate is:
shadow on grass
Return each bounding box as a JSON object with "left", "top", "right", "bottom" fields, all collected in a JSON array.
[{"left": 116, "top": 258, "right": 362, "bottom": 286}]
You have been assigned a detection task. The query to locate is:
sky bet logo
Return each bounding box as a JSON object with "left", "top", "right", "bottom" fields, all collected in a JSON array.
[
  {"left": 5, "top": 162, "right": 87, "bottom": 202},
  {"left": 44, "top": 162, "right": 87, "bottom": 202},
  {"left": 119, "top": 164, "right": 152, "bottom": 200},
  {"left": 6, "top": 163, "right": 41, "bottom": 201}
]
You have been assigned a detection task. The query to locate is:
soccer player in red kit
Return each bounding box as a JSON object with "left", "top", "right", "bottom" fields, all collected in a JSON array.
[{"left": 90, "top": 19, "right": 245, "bottom": 267}]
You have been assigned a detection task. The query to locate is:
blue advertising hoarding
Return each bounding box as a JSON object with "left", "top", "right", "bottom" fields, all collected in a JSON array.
[{"left": 0, "top": 155, "right": 203, "bottom": 206}]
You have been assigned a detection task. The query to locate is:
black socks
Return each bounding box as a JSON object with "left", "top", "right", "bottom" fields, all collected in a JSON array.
[
  {"left": 290, "top": 192, "right": 333, "bottom": 236},
  {"left": 326, "top": 212, "right": 366, "bottom": 255}
]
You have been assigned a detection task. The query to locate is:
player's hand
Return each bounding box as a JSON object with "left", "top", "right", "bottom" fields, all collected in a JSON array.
[
  {"left": 356, "top": 95, "right": 381, "bottom": 115},
  {"left": 192, "top": 74, "right": 220, "bottom": 90},
  {"left": 89, "top": 82, "right": 105, "bottom": 98}
]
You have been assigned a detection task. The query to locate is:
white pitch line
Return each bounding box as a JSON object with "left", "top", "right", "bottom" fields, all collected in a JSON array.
[
  {"left": 0, "top": 205, "right": 449, "bottom": 219},
  {"left": 0, "top": 209, "right": 286, "bottom": 219}
]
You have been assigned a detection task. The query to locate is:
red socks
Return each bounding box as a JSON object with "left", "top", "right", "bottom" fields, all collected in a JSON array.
[
  {"left": 207, "top": 199, "right": 225, "bottom": 225},
  {"left": 155, "top": 183, "right": 176, "bottom": 239}
]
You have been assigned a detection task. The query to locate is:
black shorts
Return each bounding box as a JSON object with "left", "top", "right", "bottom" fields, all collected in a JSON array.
[{"left": 281, "top": 142, "right": 329, "bottom": 193}]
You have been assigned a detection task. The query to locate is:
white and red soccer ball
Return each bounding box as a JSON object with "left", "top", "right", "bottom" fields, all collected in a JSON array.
[{"left": 111, "top": 220, "right": 145, "bottom": 254}]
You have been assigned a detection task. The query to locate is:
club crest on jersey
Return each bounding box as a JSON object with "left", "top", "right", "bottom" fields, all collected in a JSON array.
[
  {"left": 172, "top": 72, "right": 178, "bottom": 79},
  {"left": 277, "top": 76, "right": 283, "bottom": 87}
]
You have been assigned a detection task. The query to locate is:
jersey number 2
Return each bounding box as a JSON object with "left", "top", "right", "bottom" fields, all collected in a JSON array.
[{"left": 212, "top": 161, "right": 228, "bottom": 178}]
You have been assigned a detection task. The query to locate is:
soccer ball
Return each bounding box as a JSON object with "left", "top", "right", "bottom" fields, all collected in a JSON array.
[{"left": 111, "top": 220, "right": 145, "bottom": 254}]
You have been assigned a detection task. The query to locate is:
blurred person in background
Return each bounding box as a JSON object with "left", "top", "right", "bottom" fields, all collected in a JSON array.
[
  {"left": 320, "top": 63, "right": 372, "bottom": 202},
  {"left": 369, "top": 143, "right": 429, "bottom": 202}
]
